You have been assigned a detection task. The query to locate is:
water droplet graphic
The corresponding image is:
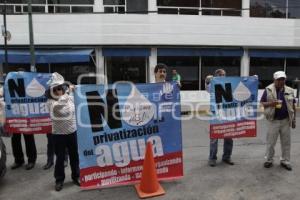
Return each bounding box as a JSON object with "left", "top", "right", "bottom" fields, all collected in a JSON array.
[
  {"left": 233, "top": 82, "right": 251, "bottom": 101},
  {"left": 122, "top": 85, "right": 155, "bottom": 126},
  {"left": 26, "top": 78, "right": 46, "bottom": 97}
]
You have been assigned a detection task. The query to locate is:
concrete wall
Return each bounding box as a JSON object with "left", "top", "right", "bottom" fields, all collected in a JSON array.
[{"left": 1, "top": 14, "right": 299, "bottom": 48}]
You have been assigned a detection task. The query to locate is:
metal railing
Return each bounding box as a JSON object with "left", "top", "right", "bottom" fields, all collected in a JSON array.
[
  {"left": 0, "top": 3, "right": 94, "bottom": 14},
  {"left": 157, "top": 6, "right": 242, "bottom": 16}
]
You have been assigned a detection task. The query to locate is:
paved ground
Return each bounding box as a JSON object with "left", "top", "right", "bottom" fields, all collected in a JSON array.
[{"left": 1, "top": 113, "right": 300, "bottom": 200}]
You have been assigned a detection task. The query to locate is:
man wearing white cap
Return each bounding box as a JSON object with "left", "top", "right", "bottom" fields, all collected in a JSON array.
[{"left": 260, "top": 71, "right": 296, "bottom": 171}]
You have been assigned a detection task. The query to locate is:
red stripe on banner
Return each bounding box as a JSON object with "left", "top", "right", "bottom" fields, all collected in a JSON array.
[
  {"left": 4, "top": 116, "right": 52, "bottom": 134},
  {"left": 79, "top": 151, "right": 183, "bottom": 189},
  {"left": 210, "top": 120, "right": 256, "bottom": 139}
]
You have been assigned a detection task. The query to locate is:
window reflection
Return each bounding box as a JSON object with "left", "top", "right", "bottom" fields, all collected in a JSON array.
[
  {"left": 106, "top": 57, "right": 147, "bottom": 84},
  {"left": 250, "top": 58, "right": 284, "bottom": 89},
  {"left": 250, "top": 0, "right": 300, "bottom": 18},
  {"left": 201, "top": 57, "right": 241, "bottom": 90},
  {"left": 158, "top": 56, "right": 199, "bottom": 90}
]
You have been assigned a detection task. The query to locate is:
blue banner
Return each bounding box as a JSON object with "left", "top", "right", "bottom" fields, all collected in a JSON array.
[
  {"left": 74, "top": 82, "right": 183, "bottom": 189},
  {"left": 210, "top": 76, "right": 258, "bottom": 138},
  {"left": 4, "top": 72, "right": 52, "bottom": 134}
]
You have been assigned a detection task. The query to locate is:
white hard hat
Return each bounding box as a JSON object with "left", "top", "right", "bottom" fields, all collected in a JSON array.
[
  {"left": 273, "top": 71, "right": 286, "bottom": 80},
  {"left": 47, "top": 72, "right": 65, "bottom": 89}
]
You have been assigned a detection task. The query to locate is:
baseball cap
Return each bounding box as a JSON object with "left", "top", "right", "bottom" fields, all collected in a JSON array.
[{"left": 273, "top": 71, "right": 286, "bottom": 80}]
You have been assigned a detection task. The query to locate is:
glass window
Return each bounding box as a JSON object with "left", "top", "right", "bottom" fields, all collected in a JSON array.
[
  {"left": 157, "top": 8, "right": 178, "bottom": 14},
  {"left": 117, "top": 6, "right": 125, "bottom": 13},
  {"left": 179, "top": 8, "right": 199, "bottom": 15},
  {"left": 48, "top": 5, "right": 55, "bottom": 13},
  {"left": 104, "top": 0, "right": 125, "bottom": 13},
  {"left": 23, "top": 6, "right": 46, "bottom": 13},
  {"left": 286, "top": 58, "right": 300, "bottom": 88},
  {"left": 157, "top": 0, "right": 199, "bottom": 15},
  {"left": 250, "top": 58, "right": 284, "bottom": 89},
  {"left": 71, "top": 6, "right": 93, "bottom": 13},
  {"left": 157, "top": 0, "right": 199, "bottom": 7},
  {"left": 104, "top": 6, "right": 114, "bottom": 13},
  {"left": 250, "top": 0, "right": 266, "bottom": 17},
  {"left": 15, "top": 5, "right": 22, "bottom": 12},
  {"left": 3, "top": 62, "right": 95, "bottom": 84},
  {"left": 32, "top": 0, "right": 46, "bottom": 3},
  {"left": 250, "top": 0, "right": 286, "bottom": 18},
  {"left": 106, "top": 57, "right": 147, "bottom": 84},
  {"left": 157, "top": 57, "right": 199, "bottom": 90},
  {"left": 36, "top": 64, "right": 51, "bottom": 73},
  {"left": 201, "top": 0, "right": 241, "bottom": 16},
  {"left": 126, "top": 0, "right": 148, "bottom": 14},
  {"left": 48, "top": 0, "right": 94, "bottom": 4},
  {"left": 201, "top": 57, "right": 241, "bottom": 90},
  {"left": 0, "top": 5, "right": 14, "bottom": 14},
  {"left": 0, "top": 0, "right": 46, "bottom": 3},
  {"left": 50, "top": 62, "right": 96, "bottom": 84},
  {"left": 288, "top": 0, "right": 300, "bottom": 19},
  {"left": 55, "top": 6, "right": 70, "bottom": 13},
  {"left": 103, "top": 0, "right": 125, "bottom": 5},
  {"left": 4, "top": 64, "right": 31, "bottom": 76}
]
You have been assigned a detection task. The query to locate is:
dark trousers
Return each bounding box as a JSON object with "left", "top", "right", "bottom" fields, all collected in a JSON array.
[
  {"left": 11, "top": 134, "right": 37, "bottom": 164},
  {"left": 46, "top": 134, "right": 69, "bottom": 164},
  {"left": 209, "top": 138, "right": 233, "bottom": 161},
  {"left": 53, "top": 132, "right": 79, "bottom": 183},
  {"left": 46, "top": 134, "right": 54, "bottom": 164}
]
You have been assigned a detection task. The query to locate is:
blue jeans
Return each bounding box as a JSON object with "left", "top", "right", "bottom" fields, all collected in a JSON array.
[{"left": 209, "top": 138, "right": 233, "bottom": 161}]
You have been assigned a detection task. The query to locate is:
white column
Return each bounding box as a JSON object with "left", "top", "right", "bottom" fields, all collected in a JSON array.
[
  {"left": 95, "top": 48, "right": 106, "bottom": 84},
  {"left": 241, "top": 48, "right": 250, "bottom": 76},
  {"left": 94, "top": 0, "right": 104, "bottom": 12},
  {"left": 199, "top": 57, "right": 202, "bottom": 90},
  {"left": 148, "top": 0, "right": 157, "bottom": 14},
  {"left": 242, "top": 0, "right": 250, "bottom": 17},
  {"left": 148, "top": 48, "right": 157, "bottom": 83}
]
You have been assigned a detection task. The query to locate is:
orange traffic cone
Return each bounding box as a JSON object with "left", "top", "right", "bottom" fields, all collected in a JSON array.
[{"left": 135, "top": 142, "right": 165, "bottom": 198}]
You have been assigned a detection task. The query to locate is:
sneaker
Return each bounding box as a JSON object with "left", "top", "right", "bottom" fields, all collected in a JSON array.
[
  {"left": 11, "top": 162, "right": 24, "bottom": 170},
  {"left": 72, "top": 178, "right": 80, "bottom": 186},
  {"left": 43, "top": 162, "right": 53, "bottom": 170},
  {"left": 280, "top": 162, "right": 292, "bottom": 171},
  {"left": 64, "top": 160, "right": 68, "bottom": 168},
  {"left": 25, "top": 162, "right": 35, "bottom": 170},
  {"left": 55, "top": 182, "right": 63, "bottom": 191},
  {"left": 208, "top": 160, "right": 216, "bottom": 167},
  {"left": 264, "top": 161, "right": 273, "bottom": 168},
  {"left": 222, "top": 159, "right": 235, "bottom": 165}
]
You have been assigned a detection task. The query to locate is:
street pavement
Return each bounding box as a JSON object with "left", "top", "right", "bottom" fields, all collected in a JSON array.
[{"left": 1, "top": 113, "right": 300, "bottom": 200}]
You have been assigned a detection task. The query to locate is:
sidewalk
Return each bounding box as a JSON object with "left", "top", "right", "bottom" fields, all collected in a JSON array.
[{"left": 0, "top": 116, "right": 300, "bottom": 200}]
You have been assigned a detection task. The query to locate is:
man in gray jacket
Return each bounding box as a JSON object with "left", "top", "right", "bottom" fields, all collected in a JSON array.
[{"left": 260, "top": 71, "right": 296, "bottom": 171}]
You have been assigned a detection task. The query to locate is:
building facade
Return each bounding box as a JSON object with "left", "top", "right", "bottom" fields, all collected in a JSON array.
[{"left": 0, "top": 0, "right": 300, "bottom": 102}]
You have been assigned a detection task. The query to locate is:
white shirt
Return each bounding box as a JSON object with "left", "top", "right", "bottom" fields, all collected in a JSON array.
[{"left": 47, "top": 94, "right": 77, "bottom": 135}]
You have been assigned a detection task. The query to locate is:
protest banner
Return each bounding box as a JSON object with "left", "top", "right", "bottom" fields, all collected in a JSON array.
[
  {"left": 4, "top": 72, "right": 52, "bottom": 134},
  {"left": 209, "top": 76, "right": 258, "bottom": 139},
  {"left": 74, "top": 82, "right": 183, "bottom": 189}
]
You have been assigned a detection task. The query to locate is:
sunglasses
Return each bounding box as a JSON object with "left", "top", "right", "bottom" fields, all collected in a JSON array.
[
  {"left": 53, "top": 87, "right": 63, "bottom": 92},
  {"left": 158, "top": 69, "right": 166, "bottom": 73}
]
